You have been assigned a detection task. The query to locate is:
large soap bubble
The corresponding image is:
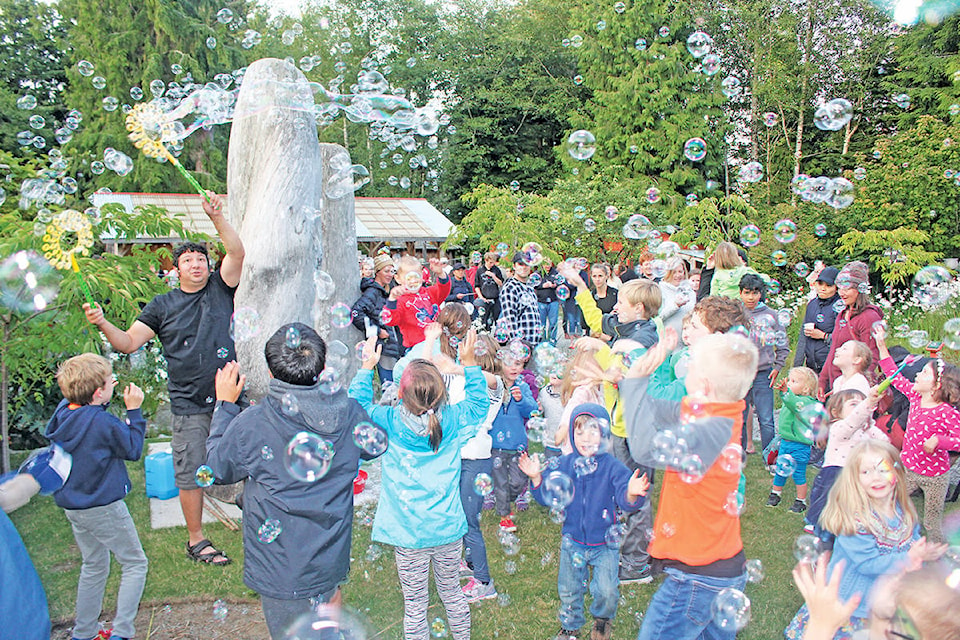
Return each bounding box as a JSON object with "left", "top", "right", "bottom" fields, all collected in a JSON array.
[
  {"left": 542, "top": 470, "right": 575, "bottom": 509},
  {"left": 0, "top": 251, "right": 60, "bottom": 313},
  {"left": 566, "top": 130, "right": 597, "bottom": 160},
  {"left": 284, "top": 432, "right": 334, "bottom": 482}
]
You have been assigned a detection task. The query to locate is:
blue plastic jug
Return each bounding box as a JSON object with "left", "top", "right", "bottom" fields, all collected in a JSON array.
[{"left": 144, "top": 450, "right": 179, "bottom": 499}]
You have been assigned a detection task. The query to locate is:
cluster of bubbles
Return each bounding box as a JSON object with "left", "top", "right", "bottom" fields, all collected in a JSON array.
[
  {"left": 911, "top": 265, "right": 955, "bottom": 307},
  {"left": 353, "top": 422, "right": 388, "bottom": 456},
  {"left": 791, "top": 174, "right": 855, "bottom": 209},
  {"left": 813, "top": 98, "right": 854, "bottom": 131}
]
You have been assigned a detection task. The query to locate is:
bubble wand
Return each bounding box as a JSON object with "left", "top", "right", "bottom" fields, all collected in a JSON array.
[
  {"left": 125, "top": 103, "right": 210, "bottom": 203},
  {"left": 70, "top": 254, "right": 96, "bottom": 307},
  {"left": 877, "top": 357, "right": 914, "bottom": 394}
]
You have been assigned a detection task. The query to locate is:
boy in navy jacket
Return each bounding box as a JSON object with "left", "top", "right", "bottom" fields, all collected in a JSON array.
[
  {"left": 45, "top": 353, "right": 148, "bottom": 640},
  {"left": 519, "top": 403, "right": 648, "bottom": 640}
]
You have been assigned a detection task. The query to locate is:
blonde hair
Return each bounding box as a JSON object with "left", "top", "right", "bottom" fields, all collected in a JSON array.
[
  {"left": 689, "top": 333, "right": 758, "bottom": 402},
  {"left": 820, "top": 440, "right": 917, "bottom": 537},
  {"left": 712, "top": 241, "right": 742, "bottom": 270},
  {"left": 399, "top": 359, "right": 448, "bottom": 451},
  {"left": 437, "top": 304, "right": 471, "bottom": 359},
  {"left": 396, "top": 255, "right": 421, "bottom": 276},
  {"left": 846, "top": 340, "right": 873, "bottom": 374},
  {"left": 619, "top": 279, "right": 662, "bottom": 319},
  {"left": 57, "top": 353, "right": 112, "bottom": 405},
  {"left": 789, "top": 367, "right": 819, "bottom": 397},
  {"left": 896, "top": 567, "right": 960, "bottom": 640},
  {"left": 559, "top": 348, "right": 604, "bottom": 404},
  {"left": 474, "top": 335, "right": 502, "bottom": 376}
]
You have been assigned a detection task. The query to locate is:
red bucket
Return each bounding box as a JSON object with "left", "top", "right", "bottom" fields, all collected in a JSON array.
[{"left": 353, "top": 469, "right": 368, "bottom": 495}]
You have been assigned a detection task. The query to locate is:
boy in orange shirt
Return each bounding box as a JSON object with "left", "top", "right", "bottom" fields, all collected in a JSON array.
[{"left": 622, "top": 333, "right": 758, "bottom": 640}]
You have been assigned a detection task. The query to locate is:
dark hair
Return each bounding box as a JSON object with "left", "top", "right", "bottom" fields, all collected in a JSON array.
[
  {"left": 738, "top": 273, "right": 766, "bottom": 294},
  {"left": 264, "top": 322, "right": 326, "bottom": 386},
  {"left": 931, "top": 360, "right": 960, "bottom": 407},
  {"left": 846, "top": 291, "right": 872, "bottom": 317},
  {"left": 399, "top": 359, "right": 447, "bottom": 451},
  {"left": 172, "top": 242, "right": 209, "bottom": 267},
  {"left": 826, "top": 388, "right": 866, "bottom": 422}
]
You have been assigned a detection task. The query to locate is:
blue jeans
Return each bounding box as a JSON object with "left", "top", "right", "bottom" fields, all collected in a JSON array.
[
  {"left": 460, "top": 458, "right": 493, "bottom": 583},
  {"left": 563, "top": 298, "right": 582, "bottom": 335},
  {"left": 743, "top": 368, "right": 775, "bottom": 452},
  {"left": 558, "top": 541, "right": 619, "bottom": 630},
  {"left": 638, "top": 568, "right": 747, "bottom": 640},
  {"left": 539, "top": 301, "right": 560, "bottom": 343}
]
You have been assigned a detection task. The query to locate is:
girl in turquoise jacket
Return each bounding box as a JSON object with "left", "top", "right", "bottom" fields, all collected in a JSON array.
[{"left": 349, "top": 331, "right": 488, "bottom": 640}]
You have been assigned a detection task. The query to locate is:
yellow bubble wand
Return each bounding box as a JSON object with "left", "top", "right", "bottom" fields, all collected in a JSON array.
[
  {"left": 41, "top": 209, "right": 96, "bottom": 306},
  {"left": 125, "top": 103, "right": 210, "bottom": 203}
]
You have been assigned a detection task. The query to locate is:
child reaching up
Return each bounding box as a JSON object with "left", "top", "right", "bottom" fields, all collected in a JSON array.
[
  {"left": 767, "top": 367, "right": 820, "bottom": 514},
  {"left": 830, "top": 340, "right": 873, "bottom": 395},
  {"left": 349, "top": 330, "right": 488, "bottom": 640},
  {"left": 206, "top": 324, "right": 383, "bottom": 638},
  {"left": 804, "top": 388, "right": 888, "bottom": 542},
  {"left": 518, "top": 404, "right": 649, "bottom": 640},
  {"left": 785, "top": 441, "right": 946, "bottom": 638},
  {"left": 874, "top": 325, "right": 960, "bottom": 543},
  {"left": 622, "top": 333, "right": 759, "bottom": 640},
  {"left": 384, "top": 256, "right": 451, "bottom": 349}
]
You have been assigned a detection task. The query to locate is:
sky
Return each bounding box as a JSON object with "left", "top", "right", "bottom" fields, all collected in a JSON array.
[{"left": 262, "top": 0, "right": 303, "bottom": 18}]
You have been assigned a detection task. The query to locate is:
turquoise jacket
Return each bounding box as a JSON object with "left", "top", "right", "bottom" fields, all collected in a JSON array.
[{"left": 349, "top": 366, "right": 488, "bottom": 549}]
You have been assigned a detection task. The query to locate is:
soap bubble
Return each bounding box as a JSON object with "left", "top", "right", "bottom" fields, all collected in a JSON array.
[
  {"left": 499, "top": 530, "right": 520, "bottom": 555},
  {"left": 282, "top": 605, "right": 371, "bottom": 639},
  {"left": 702, "top": 54, "right": 721, "bottom": 76},
  {"left": 853, "top": 167, "right": 867, "bottom": 181},
  {"left": 76, "top": 60, "right": 95, "bottom": 77},
  {"left": 206, "top": 36, "right": 217, "bottom": 49},
  {"left": 794, "top": 534, "right": 823, "bottom": 564},
  {"left": 284, "top": 432, "right": 334, "bottom": 482},
  {"left": 16, "top": 95, "right": 37, "bottom": 110},
  {"left": 257, "top": 518, "right": 282, "bottom": 543},
  {"left": 566, "top": 130, "right": 596, "bottom": 160},
  {"left": 827, "top": 177, "right": 855, "bottom": 209},
  {"left": 430, "top": 617, "right": 448, "bottom": 638},
  {"left": 605, "top": 522, "right": 627, "bottom": 549},
  {"left": 195, "top": 464, "right": 215, "bottom": 487},
  {"left": 814, "top": 223, "right": 827, "bottom": 237},
  {"left": 908, "top": 329, "right": 930, "bottom": 349},
  {"left": 280, "top": 393, "right": 300, "bottom": 417},
  {"left": 102, "top": 96, "right": 119, "bottom": 112},
  {"left": 330, "top": 302, "right": 352, "bottom": 329},
  {"left": 542, "top": 470, "right": 575, "bottom": 509},
  {"left": 794, "top": 262, "right": 810, "bottom": 278},
  {"left": 216, "top": 7, "right": 233, "bottom": 23},
  {"left": 353, "top": 422, "right": 388, "bottom": 456},
  {"left": 212, "top": 599, "right": 228, "bottom": 621},
  {"left": 91, "top": 76, "right": 106, "bottom": 90},
  {"left": 745, "top": 558, "right": 765, "bottom": 583},
  {"left": 315, "top": 271, "right": 336, "bottom": 300},
  {"left": 774, "top": 454, "right": 797, "bottom": 477},
  {"left": 773, "top": 219, "right": 797, "bottom": 243},
  {"left": 677, "top": 453, "right": 705, "bottom": 484},
  {"left": 683, "top": 137, "right": 706, "bottom": 162},
  {"left": 658, "top": 25, "right": 670, "bottom": 38},
  {"left": 644, "top": 187, "right": 661, "bottom": 204},
  {"left": 799, "top": 403, "right": 829, "bottom": 440},
  {"left": 285, "top": 326, "right": 302, "bottom": 348},
  {"left": 686, "top": 30, "right": 713, "bottom": 57},
  {"left": 763, "top": 112, "right": 778, "bottom": 127},
  {"left": 892, "top": 93, "right": 911, "bottom": 109},
  {"left": 0, "top": 251, "right": 60, "bottom": 313},
  {"left": 738, "top": 162, "right": 763, "bottom": 183},
  {"left": 720, "top": 76, "right": 741, "bottom": 97},
  {"left": 635, "top": 38, "right": 648, "bottom": 50},
  {"left": 712, "top": 588, "right": 751, "bottom": 631},
  {"left": 771, "top": 250, "right": 787, "bottom": 267},
  {"left": 723, "top": 490, "right": 745, "bottom": 516},
  {"left": 474, "top": 473, "right": 493, "bottom": 496},
  {"left": 230, "top": 307, "right": 261, "bottom": 341},
  {"left": 719, "top": 443, "right": 745, "bottom": 474},
  {"left": 944, "top": 318, "right": 960, "bottom": 350},
  {"left": 739, "top": 224, "right": 761, "bottom": 247},
  {"left": 814, "top": 98, "right": 853, "bottom": 131},
  {"left": 261, "top": 445, "right": 274, "bottom": 461},
  {"left": 28, "top": 114, "right": 45, "bottom": 129},
  {"left": 912, "top": 266, "right": 953, "bottom": 306},
  {"left": 623, "top": 214, "right": 652, "bottom": 240}
]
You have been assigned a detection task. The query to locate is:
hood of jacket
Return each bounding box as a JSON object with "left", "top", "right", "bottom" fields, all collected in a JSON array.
[{"left": 567, "top": 402, "right": 611, "bottom": 457}]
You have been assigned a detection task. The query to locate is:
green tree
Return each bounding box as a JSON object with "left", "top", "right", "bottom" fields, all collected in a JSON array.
[{"left": 834, "top": 227, "right": 940, "bottom": 287}]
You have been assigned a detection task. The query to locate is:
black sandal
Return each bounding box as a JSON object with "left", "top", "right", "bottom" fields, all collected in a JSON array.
[{"left": 186, "top": 539, "right": 232, "bottom": 565}]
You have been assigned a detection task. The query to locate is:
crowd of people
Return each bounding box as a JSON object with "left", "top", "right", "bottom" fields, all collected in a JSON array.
[{"left": 3, "top": 221, "right": 960, "bottom": 640}]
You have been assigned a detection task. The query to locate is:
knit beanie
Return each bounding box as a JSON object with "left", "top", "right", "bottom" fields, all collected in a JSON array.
[
  {"left": 373, "top": 254, "right": 395, "bottom": 274},
  {"left": 836, "top": 261, "right": 868, "bottom": 289}
]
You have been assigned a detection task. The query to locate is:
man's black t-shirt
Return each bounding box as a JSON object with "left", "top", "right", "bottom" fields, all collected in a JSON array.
[
  {"left": 138, "top": 272, "right": 236, "bottom": 415},
  {"left": 476, "top": 265, "right": 504, "bottom": 300}
]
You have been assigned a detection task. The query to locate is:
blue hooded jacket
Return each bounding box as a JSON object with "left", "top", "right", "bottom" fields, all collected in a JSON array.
[
  {"left": 489, "top": 379, "right": 537, "bottom": 451},
  {"left": 531, "top": 403, "right": 644, "bottom": 546},
  {"left": 44, "top": 400, "right": 145, "bottom": 510}
]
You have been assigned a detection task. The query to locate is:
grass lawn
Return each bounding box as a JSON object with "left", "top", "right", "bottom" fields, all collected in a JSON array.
[{"left": 13, "top": 445, "right": 959, "bottom": 639}]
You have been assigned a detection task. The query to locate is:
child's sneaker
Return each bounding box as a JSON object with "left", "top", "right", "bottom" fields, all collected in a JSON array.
[
  {"left": 590, "top": 618, "right": 613, "bottom": 640},
  {"left": 789, "top": 500, "right": 808, "bottom": 514},
  {"left": 803, "top": 523, "right": 815, "bottom": 534},
  {"left": 463, "top": 577, "right": 498, "bottom": 602},
  {"left": 766, "top": 493, "right": 781, "bottom": 507},
  {"left": 74, "top": 631, "right": 112, "bottom": 640},
  {"left": 459, "top": 559, "right": 474, "bottom": 578},
  {"left": 553, "top": 629, "right": 579, "bottom": 640},
  {"left": 499, "top": 515, "right": 517, "bottom": 532},
  {"left": 516, "top": 489, "right": 531, "bottom": 511},
  {"left": 618, "top": 563, "right": 653, "bottom": 584}
]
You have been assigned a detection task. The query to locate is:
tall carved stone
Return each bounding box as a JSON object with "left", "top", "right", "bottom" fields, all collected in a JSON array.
[{"left": 226, "top": 58, "right": 359, "bottom": 398}]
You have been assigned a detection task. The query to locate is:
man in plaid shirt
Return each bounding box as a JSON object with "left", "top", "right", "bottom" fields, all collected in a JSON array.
[{"left": 498, "top": 252, "right": 543, "bottom": 344}]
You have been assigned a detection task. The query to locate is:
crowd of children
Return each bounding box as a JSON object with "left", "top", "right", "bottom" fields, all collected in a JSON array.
[{"left": 11, "top": 242, "right": 960, "bottom": 640}]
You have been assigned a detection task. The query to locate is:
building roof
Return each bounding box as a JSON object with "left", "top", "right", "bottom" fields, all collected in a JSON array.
[{"left": 91, "top": 192, "right": 454, "bottom": 243}]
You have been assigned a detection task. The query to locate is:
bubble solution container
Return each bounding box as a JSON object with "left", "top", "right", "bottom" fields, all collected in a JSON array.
[
  {"left": 353, "top": 469, "right": 368, "bottom": 495},
  {"left": 144, "top": 450, "right": 179, "bottom": 499}
]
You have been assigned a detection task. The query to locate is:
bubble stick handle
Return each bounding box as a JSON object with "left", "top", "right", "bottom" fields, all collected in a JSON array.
[
  {"left": 70, "top": 254, "right": 96, "bottom": 306},
  {"left": 160, "top": 147, "right": 210, "bottom": 203},
  {"left": 877, "top": 359, "right": 910, "bottom": 394}
]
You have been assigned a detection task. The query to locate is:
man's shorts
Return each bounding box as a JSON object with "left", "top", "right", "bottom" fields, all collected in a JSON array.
[{"left": 171, "top": 413, "right": 213, "bottom": 490}]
